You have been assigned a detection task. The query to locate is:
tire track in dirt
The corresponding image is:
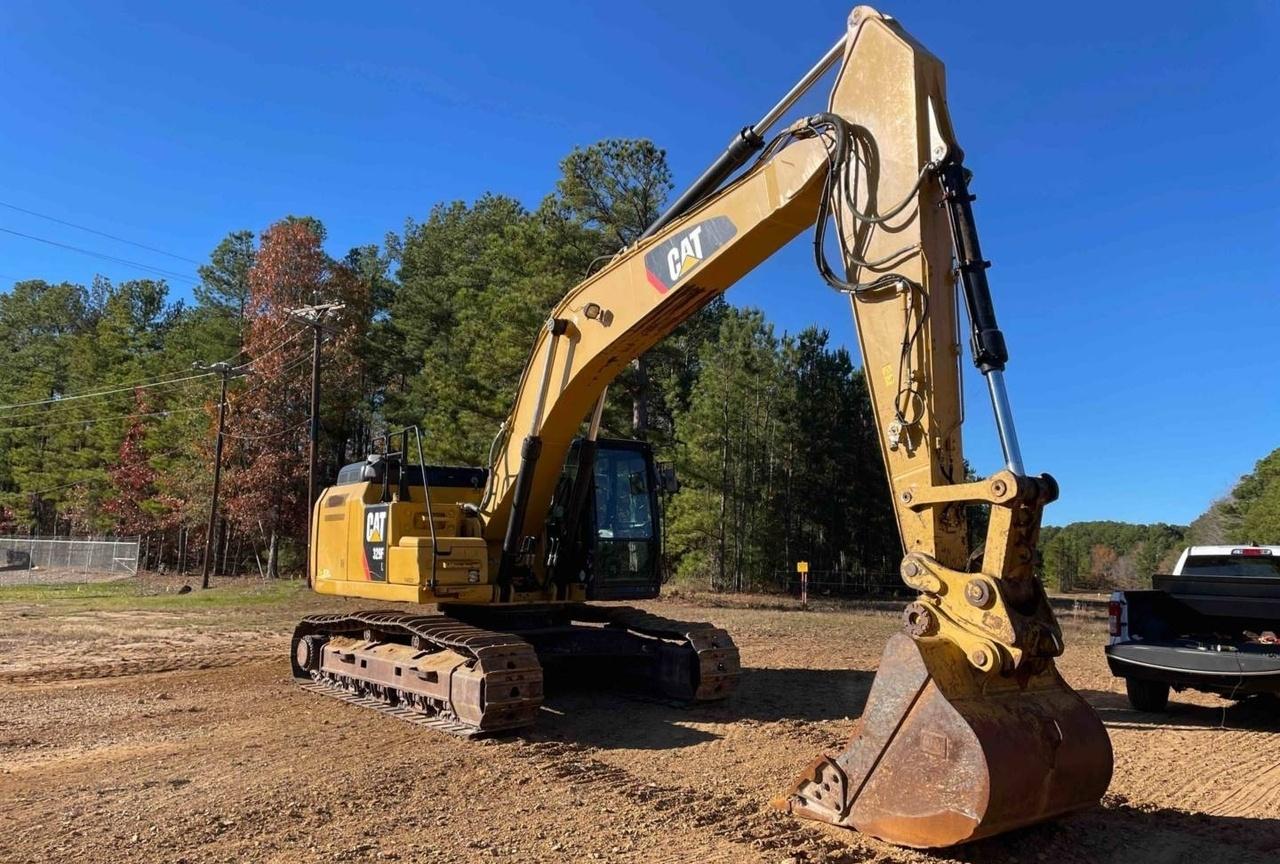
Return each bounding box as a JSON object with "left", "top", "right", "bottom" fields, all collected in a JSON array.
[
  {"left": 0, "top": 650, "right": 277, "bottom": 685},
  {"left": 506, "top": 739, "right": 882, "bottom": 864},
  {"left": 1201, "top": 754, "right": 1280, "bottom": 817},
  {"left": 1087, "top": 794, "right": 1280, "bottom": 861},
  {"left": 1128, "top": 728, "right": 1278, "bottom": 816}
]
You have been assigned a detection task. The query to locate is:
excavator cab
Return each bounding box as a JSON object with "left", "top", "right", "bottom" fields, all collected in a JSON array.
[{"left": 552, "top": 438, "right": 665, "bottom": 602}]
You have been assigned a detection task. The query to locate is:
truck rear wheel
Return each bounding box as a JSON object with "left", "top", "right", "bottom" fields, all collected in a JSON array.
[{"left": 1125, "top": 677, "right": 1170, "bottom": 712}]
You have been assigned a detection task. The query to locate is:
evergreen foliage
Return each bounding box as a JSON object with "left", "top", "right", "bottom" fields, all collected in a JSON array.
[
  {"left": 1037, "top": 520, "right": 1185, "bottom": 592},
  {"left": 665, "top": 312, "right": 898, "bottom": 591},
  {"left": 9, "top": 134, "right": 1270, "bottom": 592},
  {"left": 1186, "top": 447, "right": 1280, "bottom": 546},
  {"left": 1036, "top": 448, "right": 1280, "bottom": 592}
]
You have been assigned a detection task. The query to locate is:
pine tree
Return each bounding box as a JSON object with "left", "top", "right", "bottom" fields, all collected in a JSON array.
[
  {"left": 0, "top": 280, "right": 91, "bottom": 530},
  {"left": 667, "top": 308, "right": 789, "bottom": 590},
  {"left": 549, "top": 139, "right": 675, "bottom": 440}
]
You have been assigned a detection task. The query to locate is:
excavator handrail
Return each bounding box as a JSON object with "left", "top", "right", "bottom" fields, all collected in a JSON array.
[{"left": 371, "top": 425, "right": 440, "bottom": 587}]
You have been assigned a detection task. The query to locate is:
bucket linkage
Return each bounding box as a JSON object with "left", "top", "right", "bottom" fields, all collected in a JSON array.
[{"left": 777, "top": 472, "right": 1113, "bottom": 848}]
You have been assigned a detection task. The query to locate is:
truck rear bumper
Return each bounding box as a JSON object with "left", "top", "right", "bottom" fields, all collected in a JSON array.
[{"left": 1105, "top": 642, "right": 1280, "bottom": 695}]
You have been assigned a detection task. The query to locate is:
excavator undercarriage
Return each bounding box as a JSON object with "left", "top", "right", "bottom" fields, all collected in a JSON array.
[{"left": 290, "top": 606, "right": 740, "bottom": 738}]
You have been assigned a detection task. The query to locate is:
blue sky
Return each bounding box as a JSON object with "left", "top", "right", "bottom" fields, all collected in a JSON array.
[{"left": 1, "top": 1, "right": 1276, "bottom": 526}]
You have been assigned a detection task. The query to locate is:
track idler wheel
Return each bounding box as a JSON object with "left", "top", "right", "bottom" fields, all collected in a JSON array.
[
  {"left": 293, "top": 634, "right": 326, "bottom": 674},
  {"left": 778, "top": 633, "right": 1113, "bottom": 848}
]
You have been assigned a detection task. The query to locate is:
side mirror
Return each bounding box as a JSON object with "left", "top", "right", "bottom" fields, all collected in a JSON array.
[{"left": 657, "top": 462, "right": 679, "bottom": 494}]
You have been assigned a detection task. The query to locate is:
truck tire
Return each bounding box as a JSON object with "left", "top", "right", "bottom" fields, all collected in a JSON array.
[{"left": 1125, "top": 677, "right": 1170, "bottom": 712}]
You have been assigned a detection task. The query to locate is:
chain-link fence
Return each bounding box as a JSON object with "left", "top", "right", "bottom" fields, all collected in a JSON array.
[{"left": 0, "top": 535, "right": 140, "bottom": 586}]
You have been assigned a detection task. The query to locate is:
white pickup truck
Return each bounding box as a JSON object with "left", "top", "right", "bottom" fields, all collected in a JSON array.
[{"left": 1106, "top": 545, "right": 1280, "bottom": 711}]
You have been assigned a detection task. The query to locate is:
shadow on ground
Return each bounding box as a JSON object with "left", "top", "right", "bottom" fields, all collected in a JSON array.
[
  {"left": 530, "top": 665, "right": 874, "bottom": 750},
  {"left": 726, "top": 666, "right": 874, "bottom": 722},
  {"left": 935, "top": 798, "right": 1280, "bottom": 864}
]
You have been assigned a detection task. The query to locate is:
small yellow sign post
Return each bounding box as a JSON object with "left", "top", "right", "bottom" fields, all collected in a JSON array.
[{"left": 797, "top": 560, "right": 809, "bottom": 607}]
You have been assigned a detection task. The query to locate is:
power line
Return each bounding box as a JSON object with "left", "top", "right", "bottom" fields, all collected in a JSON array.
[
  {"left": 0, "top": 403, "right": 215, "bottom": 434},
  {"left": 10, "top": 367, "right": 215, "bottom": 407},
  {"left": 0, "top": 345, "right": 311, "bottom": 425},
  {"left": 0, "top": 200, "right": 204, "bottom": 266},
  {"left": 5, "top": 334, "right": 326, "bottom": 507},
  {"left": 16, "top": 478, "right": 94, "bottom": 497},
  {"left": 0, "top": 370, "right": 217, "bottom": 412},
  {"left": 231, "top": 352, "right": 313, "bottom": 395},
  {"left": 0, "top": 226, "right": 199, "bottom": 286},
  {"left": 233, "top": 327, "right": 309, "bottom": 373},
  {"left": 0, "top": 344, "right": 311, "bottom": 428},
  {"left": 0, "top": 323, "right": 306, "bottom": 414},
  {"left": 0, "top": 360, "right": 210, "bottom": 413},
  {"left": 219, "top": 355, "right": 313, "bottom": 427},
  {"left": 0, "top": 370, "right": 225, "bottom": 422}
]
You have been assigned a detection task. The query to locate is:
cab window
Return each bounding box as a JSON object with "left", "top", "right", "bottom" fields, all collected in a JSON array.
[{"left": 593, "top": 449, "right": 654, "bottom": 540}]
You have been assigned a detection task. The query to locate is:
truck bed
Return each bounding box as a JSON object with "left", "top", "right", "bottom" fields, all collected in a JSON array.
[{"left": 1110, "top": 568, "right": 1280, "bottom": 699}]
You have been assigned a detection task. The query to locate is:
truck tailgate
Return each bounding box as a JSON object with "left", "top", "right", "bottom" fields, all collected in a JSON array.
[{"left": 1106, "top": 641, "right": 1280, "bottom": 693}]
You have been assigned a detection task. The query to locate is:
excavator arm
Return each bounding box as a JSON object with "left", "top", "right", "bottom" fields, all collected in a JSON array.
[
  {"left": 481, "top": 6, "right": 1055, "bottom": 662},
  {"left": 468, "top": 4, "right": 1115, "bottom": 848}
]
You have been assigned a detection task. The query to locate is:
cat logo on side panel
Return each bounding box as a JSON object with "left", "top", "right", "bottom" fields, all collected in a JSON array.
[{"left": 365, "top": 510, "right": 387, "bottom": 545}]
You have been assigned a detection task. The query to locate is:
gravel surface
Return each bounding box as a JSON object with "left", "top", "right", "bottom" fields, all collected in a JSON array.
[{"left": 1, "top": 588, "right": 1277, "bottom": 864}]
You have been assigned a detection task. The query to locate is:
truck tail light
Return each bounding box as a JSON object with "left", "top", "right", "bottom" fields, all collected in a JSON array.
[
  {"left": 1232, "top": 547, "right": 1270, "bottom": 557},
  {"left": 1108, "top": 600, "right": 1122, "bottom": 637}
]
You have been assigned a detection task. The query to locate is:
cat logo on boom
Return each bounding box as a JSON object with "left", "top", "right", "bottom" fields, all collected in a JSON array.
[
  {"left": 667, "top": 226, "right": 705, "bottom": 282},
  {"left": 643, "top": 215, "right": 737, "bottom": 294}
]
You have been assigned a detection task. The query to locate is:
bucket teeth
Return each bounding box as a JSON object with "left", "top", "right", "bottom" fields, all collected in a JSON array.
[
  {"left": 781, "top": 633, "right": 1113, "bottom": 848},
  {"left": 778, "top": 755, "right": 850, "bottom": 824}
]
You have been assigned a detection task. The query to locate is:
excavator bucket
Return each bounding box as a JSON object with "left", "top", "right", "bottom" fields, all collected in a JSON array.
[{"left": 779, "top": 633, "right": 1113, "bottom": 848}]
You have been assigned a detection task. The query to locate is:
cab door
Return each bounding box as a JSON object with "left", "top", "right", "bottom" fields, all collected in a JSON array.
[{"left": 586, "top": 440, "right": 662, "bottom": 601}]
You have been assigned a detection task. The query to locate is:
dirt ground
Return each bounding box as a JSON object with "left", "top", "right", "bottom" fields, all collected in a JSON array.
[{"left": 1, "top": 579, "right": 1277, "bottom": 864}]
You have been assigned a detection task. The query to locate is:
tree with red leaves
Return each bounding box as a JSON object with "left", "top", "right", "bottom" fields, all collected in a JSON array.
[
  {"left": 102, "top": 390, "right": 158, "bottom": 536},
  {"left": 223, "top": 218, "right": 367, "bottom": 577}
]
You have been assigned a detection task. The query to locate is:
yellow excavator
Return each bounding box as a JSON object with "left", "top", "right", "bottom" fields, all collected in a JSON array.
[{"left": 291, "top": 6, "right": 1113, "bottom": 848}]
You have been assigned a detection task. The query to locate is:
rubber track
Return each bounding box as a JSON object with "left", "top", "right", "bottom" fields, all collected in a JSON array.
[
  {"left": 291, "top": 611, "right": 543, "bottom": 738},
  {"left": 570, "top": 605, "right": 741, "bottom": 701}
]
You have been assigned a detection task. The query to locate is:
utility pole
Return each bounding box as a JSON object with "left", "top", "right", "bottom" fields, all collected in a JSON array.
[
  {"left": 288, "top": 303, "right": 344, "bottom": 548},
  {"left": 194, "top": 361, "right": 244, "bottom": 589}
]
